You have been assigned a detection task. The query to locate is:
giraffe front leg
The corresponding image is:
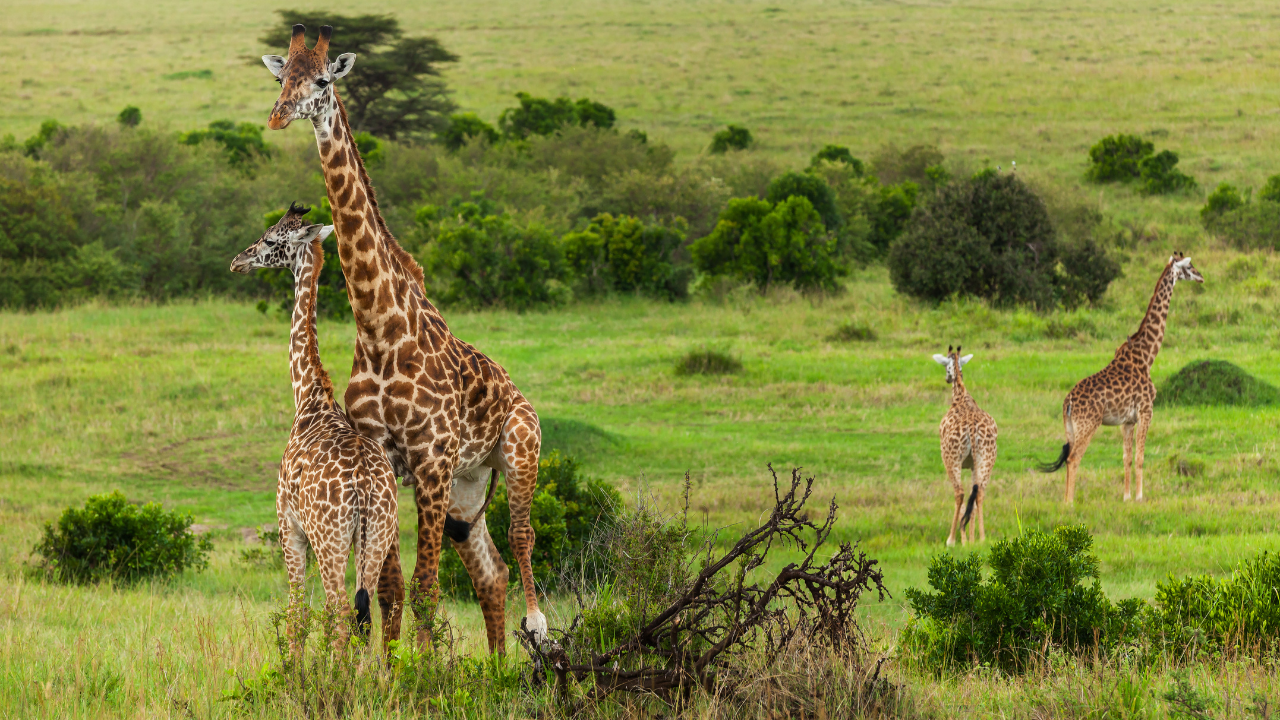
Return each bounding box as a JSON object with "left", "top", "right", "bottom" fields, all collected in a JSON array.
[
  {"left": 1122, "top": 423, "right": 1135, "bottom": 501},
  {"left": 1135, "top": 408, "right": 1153, "bottom": 501},
  {"left": 500, "top": 402, "right": 546, "bottom": 644}
]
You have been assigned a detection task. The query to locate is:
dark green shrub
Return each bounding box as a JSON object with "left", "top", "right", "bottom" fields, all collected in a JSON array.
[
  {"left": 1138, "top": 149, "right": 1196, "bottom": 195},
  {"left": 903, "top": 525, "right": 1141, "bottom": 673},
  {"left": 1085, "top": 134, "right": 1153, "bottom": 183},
  {"left": 499, "top": 92, "right": 616, "bottom": 138},
  {"left": 1149, "top": 552, "right": 1280, "bottom": 654},
  {"left": 1258, "top": 174, "right": 1280, "bottom": 203},
  {"left": 22, "top": 119, "right": 64, "bottom": 158},
  {"left": 1155, "top": 359, "right": 1280, "bottom": 407},
  {"left": 180, "top": 120, "right": 273, "bottom": 168},
  {"left": 869, "top": 181, "right": 919, "bottom": 252},
  {"left": 526, "top": 125, "right": 672, "bottom": 187},
  {"left": 827, "top": 322, "right": 876, "bottom": 342},
  {"left": 351, "top": 131, "right": 384, "bottom": 166},
  {"left": 441, "top": 113, "right": 499, "bottom": 150},
  {"left": 439, "top": 451, "right": 622, "bottom": 597},
  {"left": 562, "top": 213, "right": 689, "bottom": 299},
  {"left": 420, "top": 203, "right": 567, "bottom": 309},
  {"left": 889, "top": 172, "right": 1117, "bottom": 308},
  {"left": 691, "top": 196, "right": 842, "bottom": 293},
  {"left": 1203, "top": 201, "right": 1280, "bottom": 250},
  {"left": 709, "top": 125, "right": 753, "bottom": 154},
  {"left": 809, "top": 145, "right": 864, "bottom": 176},
  {"left": 117, "top": 106, "right": 142, "bottom": 128},
  {"left": 870, "top": 143, "right": 943, "bottom": 185},
  {"left": 1200, "top": 183, "right": 1246, "bottom": 224},
  {"left": 31, "top": 491, "right": 213, "bottom": 584},
  {"left": 594, "top": 167, "right": 733, "bottom": 240},
  {"left": 765, "top": 171, "right": 842, "bottom": 231},
  {"left": 675, "top": 349, "right": 743, "bottom": 376}
]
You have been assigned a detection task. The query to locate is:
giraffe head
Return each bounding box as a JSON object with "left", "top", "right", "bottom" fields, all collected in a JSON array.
[
  {"left": 1167, "top": 252, "right": 1205, "bottom": 284},
  {"left": 932, "top": 345, "right": 973, "bottom": 385},
  {"left": 230, "top": 202, "right": 334, "bottom": 274},
  {"left": 262, "top": 25, "right": 356, "bottom": 130}
]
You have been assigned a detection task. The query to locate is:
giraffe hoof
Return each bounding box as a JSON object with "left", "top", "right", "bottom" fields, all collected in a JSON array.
[
  {"left": 1123, "top": 493, "right": 1131, "bottom": 502},
  {"left": 945, "top": 538, "right": 955, "bottom": 547},
  {"left": 522, "top": 611, "right": 549, "bottom": 647}
]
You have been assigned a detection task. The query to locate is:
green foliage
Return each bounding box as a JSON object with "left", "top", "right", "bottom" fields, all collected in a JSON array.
[
  {"left": 691, "top": 195, "right": 842, "bottom": 293},
  {"left": 440, "top": 451, "right": 622, "bottom": 597},
  {"left": 22, "top": 119, "right": 64, "bottom": 159},
  {"left": 498, "top": 92, "right": 616, "bottom": 139},
  {"left": 1203, "top": 201, "right": 1280, "bottom": 251},
  {"left": 903, "top": 525, "right": 1140, "bottom": 673},
  {"left": 1086, "top": 134, "right": 1154, "bottom": 183},
  {"left": 869, "top": 181, "right": 919, "bottom": 252},
  {"left": 562, "top": 213, "right": 689, "bottom": 299},
  {"left": 30, "top": 491, "right": 212, "bottom": 585},
  {"left": 263, "top": 11, "right": 458, "bottom": 140},
  {"left": 1155, "top": 359, "right": 1280, "bottom": 408},
  {"left": 1137, "top": 149, "right": 1196, "bottom": 195},
  {"left": 180, "top": 120, "right": 273, "bottom": 168},
  {"left": 809, "top": 144, "right": 864, "bottom": 175},
  {"left": 258, "top": 200, "right": 350, "bottom": 321},
  {"left": 889, "top": 172, "right": 1117, "bottom": 308},
  {"left": 1162, "top": 672, "right": 1218, "bottom": 720},
  {"left": 116, "top": 106, "right": 142, "bottom": 128},
  {"left": 871, "top": 143, "right": 944, "bottom": 185},
  {"left": 827, "top": 322, "right": 876, "bottom": 342},
  {"left": 351, "top": 131, "right": 384, "bottom": 166},
  {"left": 675, "top": 348, "right": 743, "bottom": 376},
  {"left": 709, "top": 124, "right": 753, "bottom": 153},
  {"left": 442, "top": 113, "right": 499, "bottom": 150},
  {"left": 1258, "top": 174, "right": 1280, "bottom": 204},
  {"left": 766, "top": 171, "right": 842, "bottom": 231},
  {"left": 1200, "top": 182, "right": 1246, "bottom": 223},
  {"left": 421, "top": 203, "right": 567, "bottom": 310}
]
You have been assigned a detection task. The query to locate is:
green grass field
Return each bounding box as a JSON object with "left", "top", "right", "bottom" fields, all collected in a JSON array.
[{"left": 5, "top": 0, "right": 1280, "bottom": 715}]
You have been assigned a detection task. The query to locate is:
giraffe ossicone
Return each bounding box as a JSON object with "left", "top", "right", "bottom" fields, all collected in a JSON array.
[
  {"left": 231, "top": 203, "right": 404, "bottom": 653},
  {"left": 262, "top": 25, "right": 547, "bottom": 653}
]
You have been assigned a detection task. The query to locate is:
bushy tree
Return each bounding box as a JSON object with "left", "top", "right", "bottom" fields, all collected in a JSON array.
[
  {"left": 262, "top": 11, "right": 458, "bottom": 140},
  {"left": 1201, "top": 183, "right": 1246, "bottom": 224},
  {"left": 21, "top": 120, "right": 64, "bottom": 159},
  {"left": 499, "top": 93, "right": 616, "bottom": 139},
  {"left": 1259, "top": 174, "right": 1280, "bottom": 203},
  {"left": 420, "top": 202, "right": 567, "bottom": 309},
  {"left": 1085, "top": 134, "right": 1154, "bottom": 182},
  {"left": 871, "top": 143, "right": 944, "bottom": 185},
  {"left": 116, "top": 106, "right": 142, "bottom": 128},
  {"left": 562, "top": 213, "right": 689, "bottom": 299},
  {"left": 691, "top": 195, "right": 841, "bottom": 293},
  {"left": 709, "top": 125, "right": 753, "bottom": 154},
  {"left": 889, "top": 171, "right": 1117, "bottom": 308},
  {"left": 181, "top": 120, "right": 273, "bottom": 168},
  {"left": 1138, "top": 149, "right": 1196, "bottom": 195},
  {"left": 442, "top": 113, "right": 499, "bottom": 150},
  {"left": 809, "top": 144, "right": 864, "bottom": 175},
  {"left": 765, "top": 171, "right": 842, "bottom": 231}
]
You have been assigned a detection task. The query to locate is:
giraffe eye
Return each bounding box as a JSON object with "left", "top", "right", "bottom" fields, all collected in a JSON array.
[{"left": 316, "top": 78, "right": 330, "bottom": 89}]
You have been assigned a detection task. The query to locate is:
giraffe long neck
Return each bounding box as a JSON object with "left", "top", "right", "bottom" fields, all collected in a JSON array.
[
  {"left": 1123, "top": 263, "right": 1176, "bottom": 369},
  {"left": 951, "top": 373, "right": 969, "bottom": 405},
  {"left": 289, "top": 240, "right": 336, "bottom": 412},
  {"left": 310, "top": 91, "right": 438, "bottom": 339}
]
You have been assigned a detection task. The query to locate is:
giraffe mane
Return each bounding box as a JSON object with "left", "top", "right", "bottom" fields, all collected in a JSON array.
[{"left": 331, "top": 92, "right": 427, "bottom": 290}]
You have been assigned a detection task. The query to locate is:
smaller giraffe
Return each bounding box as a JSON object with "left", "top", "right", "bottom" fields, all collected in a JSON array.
[
  {"left": 1040, "top": 253, "right": 1204, "bottom": 503},
  {"left": 231, "top": 203, "right": 403, "bottom": 653},
  {"left": 933, "top": 345, "right": 998, "bottom": 546}
]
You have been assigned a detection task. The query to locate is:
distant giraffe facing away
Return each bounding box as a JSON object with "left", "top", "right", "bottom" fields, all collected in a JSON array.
[
  {"left": 1039, "top": 253, "right": 1204, "bottom": 503},
  {"left": 933, "top": 345, "right": 998, "bottom": 545},
  {"left": 231, "top": 204, "right": 402, "bottom": 653}
]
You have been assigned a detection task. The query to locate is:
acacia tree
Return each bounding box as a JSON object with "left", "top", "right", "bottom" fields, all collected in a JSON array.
[{"left": 261, "top": 11, "right": 458, "bottom": 140}]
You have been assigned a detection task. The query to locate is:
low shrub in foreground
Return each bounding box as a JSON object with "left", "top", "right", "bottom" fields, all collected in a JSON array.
[
  {"left": 1150, "top": 552, "right": 1280, "bottom": 656},
  {"left": 31, "top": 491, "right": 212, "bottom": 585}
]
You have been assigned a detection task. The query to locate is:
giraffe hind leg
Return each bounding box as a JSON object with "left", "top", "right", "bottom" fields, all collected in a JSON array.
[{"left": 1122, "top": 423, "right": 1135, "bottom": 501}]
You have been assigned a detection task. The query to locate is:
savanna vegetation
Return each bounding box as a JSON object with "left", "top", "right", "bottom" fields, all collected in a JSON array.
[{"left": 5, "top": 0, "right": 1280, "bottom": 716}]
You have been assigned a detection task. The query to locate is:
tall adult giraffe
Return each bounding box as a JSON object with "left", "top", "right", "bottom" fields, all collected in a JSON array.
[
  {"left": 1039, "top": 253, "right": 1204, "bottom": 503},
  {"left": 261, "top": 25, "right": 545, "bottom": 652}
]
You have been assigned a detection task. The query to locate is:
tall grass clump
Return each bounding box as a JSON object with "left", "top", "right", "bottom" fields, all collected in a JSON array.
[
  {"left": 675, "top": 349, "right": 743, "bottom": 376},
  {"left": 1149, "top": 552, "right": 1280, "bottom": 657},
  {"left": 1155, "top": 360, "right": 1280, "bottom": 407},
  {"left": 30, "top": 491, "right": 213, "bottom": 585}
]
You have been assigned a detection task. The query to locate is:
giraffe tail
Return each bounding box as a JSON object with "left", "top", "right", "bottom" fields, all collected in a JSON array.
[
  {"left": 961, "top": 484, "right": 979, "bottom": 530},
  {"left": 1038, "top": 443, "right": 1071, "bottom": 473},
  {"left": 443, "top": 515, "right": 472, "bottom": 543}
]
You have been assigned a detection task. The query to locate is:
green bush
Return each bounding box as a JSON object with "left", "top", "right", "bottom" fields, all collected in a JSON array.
[
  {"left": 1155, "top": 359, "right": 1280, "bottom": 407},
  {"left": 691, "top": 195, "right": 842, "bottom": 293},
  {"left": 31, "top": 491, "right": 213, "bottom": 585},
  {"left": 870, "top": 143, "right": 943, "bottom": 186},
  {"left": 809, "top": 144, "right": 864, "bottom": 176},
  {"left": 1200, "top": 183, "right": 1246, "bottom": 224},
  {"left": 903, "top": 525, "right": 1141, "bottom": 673},
  {"left": 1137, "top": 149, "right": 1196, "bottom": 195},
  {"left": 180, "top": 120, "right": 273, "bottom": 168},
  {"left": 440, "top": 451, "right": 622, "bottom": 597},
  {"left": 1203, "top": 201, "right": 1280, "bottom": 250},
  {"left": 888, "top": 171, "right": 1118, "bottom": 308},
  {"left": 117, "top": 106, "right": 142, "bottom": 128},
  {"left": 441, "top": 113, "right": 499, "bottom": 150},
  {"left": 765, "top": 171, "right": 842, "bottom": 231},
  {"left": 594, "top": 166, "right": 733, "bottom": 240},
  {"left": 562, "top": 213, "right": 689, "bottom": 299},
  {"left": 1258, "top": 174, "right": 1280, "bottom": 203},
  {"left": 709, "top": 124, "right": 753, "bottom": 154},
  {"left": 21, "top": 119, "right": 64, "bottom": 159},
  {"left": 869, "top": 181, "right": 919, "bottom": 252},
  {"left": 1149, "top": 552, "right": 1280, "bottom": 654},
  {"left": 1086, "top": 134, "right": 1154, "bottom": 183},
  {"left": 675, "top": 349, "right": 742, "bottom": 376},
  {"left": 498, "top": 92, "right": 616, "bottom": 139},
  {"left": 420, "top": 202, "right": 567, "bottom": 310}
]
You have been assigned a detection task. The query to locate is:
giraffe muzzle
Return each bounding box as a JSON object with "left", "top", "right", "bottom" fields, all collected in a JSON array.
[{"left": 268, "top": 103, "right": 295, "bottom": 130}]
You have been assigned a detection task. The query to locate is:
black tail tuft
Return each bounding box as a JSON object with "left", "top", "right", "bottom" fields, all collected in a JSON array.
[
  {"left": 354, "top": 588, "right": 371, "bottom": 638},
  {"left": 443, "top": 514, "right": 471, "bottom": 543},
  {"left": 961, "top": 484, "right": 979, "bottom": 530},
  {"left": 1038, "top": 443, "right": 1070, "bottom": 473}
]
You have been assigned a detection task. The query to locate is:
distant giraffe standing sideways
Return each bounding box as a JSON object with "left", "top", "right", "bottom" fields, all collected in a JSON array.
[
  {"left": 261, "top": 25, "right": 545, "bottom": 652},
  {"left": 230, "top": 204, "right": 402, "bottom": 653},
  {"left": 932, "top": 346, "right": 998, "bottom": 546},
  {"left": 1040, "top": 253, "right": 1204, "bottom": 503}
]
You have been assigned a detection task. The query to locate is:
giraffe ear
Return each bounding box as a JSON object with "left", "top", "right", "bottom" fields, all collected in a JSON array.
[
  {"left": 263, "top": 55, "right": 286, "bottom": 78},
  {"left": 1176, "top": 257, "right": 1192, "bottom": 268},
  {"left": 932, "top": 354, "right": 949, "bottom": 365},
  {"left": 296, "top": 224, "right": 326, "bottom": 243},
  {"left": 318, "top": 225, "right": 335, "bottom": 240},
  {"left": 959, "top": 354, "right": 974, "bottom": 367},
  {"left": 330, "top": 53, "right": 356, "bottom": 79}
]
